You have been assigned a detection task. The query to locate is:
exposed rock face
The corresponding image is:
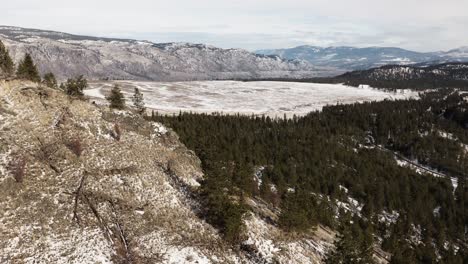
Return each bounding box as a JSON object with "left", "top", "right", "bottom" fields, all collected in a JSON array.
[
  {"left": 0, "top": 80, "right": 331, "bottom": 263},
  {"left": 0, "top": 26, "right": 322, "bottom": 81}
]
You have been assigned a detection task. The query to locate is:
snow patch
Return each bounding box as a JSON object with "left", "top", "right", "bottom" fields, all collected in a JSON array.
[
  {"left": 165, "top": 247, "right": 210, "bottom": 264},
  {"left": 2, "top": 228, "right": 114, "bottom": 264},
  {"left": 152, "top": 122, "right": 168, "bottom": 137},
  {"left": 243, "top": 214, "right": 280, "bottom": 262}
]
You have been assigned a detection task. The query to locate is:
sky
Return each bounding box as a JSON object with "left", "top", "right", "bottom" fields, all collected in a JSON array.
[{"left": 2, "top": 0, "right": 467, "bottom": 51}]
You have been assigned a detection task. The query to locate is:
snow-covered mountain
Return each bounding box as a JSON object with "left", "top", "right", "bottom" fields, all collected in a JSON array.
[
  {"left": 256, "top": 46, "right": 468, "bottom": 71},
  {"left": 441, "top": 46, "right": 468, "bottom": 59},
  {"left": 0, "top": 26, "right": 326, "bottom": 81}
]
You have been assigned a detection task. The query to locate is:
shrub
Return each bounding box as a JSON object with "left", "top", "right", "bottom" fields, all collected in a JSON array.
[
  {"left": 64, "top": 75, "right": 87, "bottom": 97},
  {"left": 65, "top": 137, "right": 83, "bottom": 157},
  {"left": 7, "top": 154, "right": 26, "bottom": 183},
  {"left": 110, "top": 123, "right": 122, "bottom": 141},
  {"left": 42, "top": 72, "right": 58, "bottom": 89}
]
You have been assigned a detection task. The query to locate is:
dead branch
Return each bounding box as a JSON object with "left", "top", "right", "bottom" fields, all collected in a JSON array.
[
  {"left": 72, "top": 173, "right": 87, "bottom": 225},
  {"left": 35, "top": 136, "right": 62, "bottom": 173},
  {"left": 38, "top": 90, "right": 49, "bottom": 109},
  {"left": 109, "top": 201, "right": 133, "bottom": 263},
  {"left": 53, "top": 107, "right": 72, "bottom": 128},
  {"left": 83, "top": 193, "right": 114, "bottom": 243}
]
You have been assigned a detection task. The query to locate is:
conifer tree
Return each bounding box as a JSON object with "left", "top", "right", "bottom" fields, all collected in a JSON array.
[
  {"left": 200, "top": 167, "right": 246, "bottom": 244},
  {"left": 16, "top": 53, "right": 41, "bottom": 82},
  {"left": 132, "top": 88, "right": 145, "bottom": 114},
  {"left": 279, "top": 190, "right": 318, "bottom": 232},
  {"left": 325, "top": 218, "right": 375, "bottom": 264},
  {"left": 42, "top": 72, "right": 58, "bottom": 89},
  {"left": 107, "top": 84, "right": 125, "bottom": 109},
  {"left": 64, "top": 75, "right": 87, "bottom": 97},
  {"left": 0, "top": 40, "right": 14, "bottom": 76}
]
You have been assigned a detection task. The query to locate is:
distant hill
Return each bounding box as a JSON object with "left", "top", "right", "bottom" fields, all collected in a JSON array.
[
  {"left": 256, "top": 46, "right": 468, "bottom": 71},
  {"left": 0, "top": 26, "right": 329, "bottom": 81},
  {"left": 246, "top": 62, "right": 468, "bottom": 90},
  {"left": 330, "top": 62, "right": 468, "bottom": 90}
]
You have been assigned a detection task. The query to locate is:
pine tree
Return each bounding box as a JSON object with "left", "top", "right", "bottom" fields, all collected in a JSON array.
[
  {"left": 200, "top": 167, "right": 247, "bottom": 244},
  {"left": 42, "top": 72, "right": 58, "bottom": 89},
  {"left": 107, "top": 84, "right": 125, "bottom": 109},
  {"left": 325, "top": 218, "right": 375, "bottom": 264},
  {"left": 64, "top": 75, "right": 87, "bottom": 97},
  {"left": 132, "top": 88, "right": 145, "bottom": 114},
  {"left": 16, "top": 53, "right": 41, "bottom": 82},
  {"left": 278, "top": 190, "right": 318, "bottom": 232},
  {"left": 0, "top": 40, "right": 14, "bottom": 77}
]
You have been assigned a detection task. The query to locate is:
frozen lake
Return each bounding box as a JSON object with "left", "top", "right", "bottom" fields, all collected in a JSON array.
[{"left": 85, "top": 81, "right": 418, "bottom": 117}]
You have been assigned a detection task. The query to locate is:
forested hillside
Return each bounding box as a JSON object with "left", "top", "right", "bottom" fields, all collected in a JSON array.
[
  {"left": 336, "top": 63, "right": 468, "bottom": 90},
  {"left": 152, "top": 89, "right": 468, "bottom": 263},
  {"left": 249, "top": 63, "right": 468, "bottom": 91}
]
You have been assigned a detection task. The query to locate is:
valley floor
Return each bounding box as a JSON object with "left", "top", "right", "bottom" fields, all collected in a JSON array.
[{"left": 85, "top": 81, "right": 418, "bottom": 117}]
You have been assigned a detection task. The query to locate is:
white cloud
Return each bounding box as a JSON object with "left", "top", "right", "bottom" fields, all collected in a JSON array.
[{"left": 1, "top": 0, "right": 467, "bottom": 51}]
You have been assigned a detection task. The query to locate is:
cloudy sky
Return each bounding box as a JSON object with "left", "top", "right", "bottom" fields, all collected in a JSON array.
[{"left": 2, "top": 0, "right": 467, "bottom": 51}]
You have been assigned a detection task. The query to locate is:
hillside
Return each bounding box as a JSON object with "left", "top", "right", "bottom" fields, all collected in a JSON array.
[
  {"left": 256, "top": 46, "right": 468, "bottom": 71},
  {"left": 0, "top": 80, "right": 336, "bottom": 263},
  {"left": 334, "top": 62, "right": 468, "bottom": 90},
  {"left": 154, "top": 89, "right": 467, "bottom": 263},
  {"left": 0, "top": 26, "right": 326, "bottom": 81}
]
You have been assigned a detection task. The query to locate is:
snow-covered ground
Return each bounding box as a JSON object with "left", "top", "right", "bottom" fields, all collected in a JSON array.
[{"left": 85, "top": 81, "right": 418, "bottom": 117}]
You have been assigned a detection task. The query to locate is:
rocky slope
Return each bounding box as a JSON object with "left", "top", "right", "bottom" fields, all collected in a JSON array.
[
  {"left": 0, "top": 80, "right": 334, "bottom": 263},
  {"left": 0, "top": 26, "right": 324, "bottom": 81},
  {"left": 256, "top": 46, "right": 468, "bottom": 71}
]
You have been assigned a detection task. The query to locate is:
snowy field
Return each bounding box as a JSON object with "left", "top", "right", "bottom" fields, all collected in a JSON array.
[{"left": 85, "top": 81, "right": 418, "bottom": 117}]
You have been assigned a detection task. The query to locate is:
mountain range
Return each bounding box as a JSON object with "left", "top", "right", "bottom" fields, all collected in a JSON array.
[
  {"left": 256, "top": 46, "right": 468, "bottom": 71},
  {"left": 0, "top": 26, "right": 327, "bottom": 81},
  {"left": 2, "top": 25, "right": 468, "bottom": 82}
]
